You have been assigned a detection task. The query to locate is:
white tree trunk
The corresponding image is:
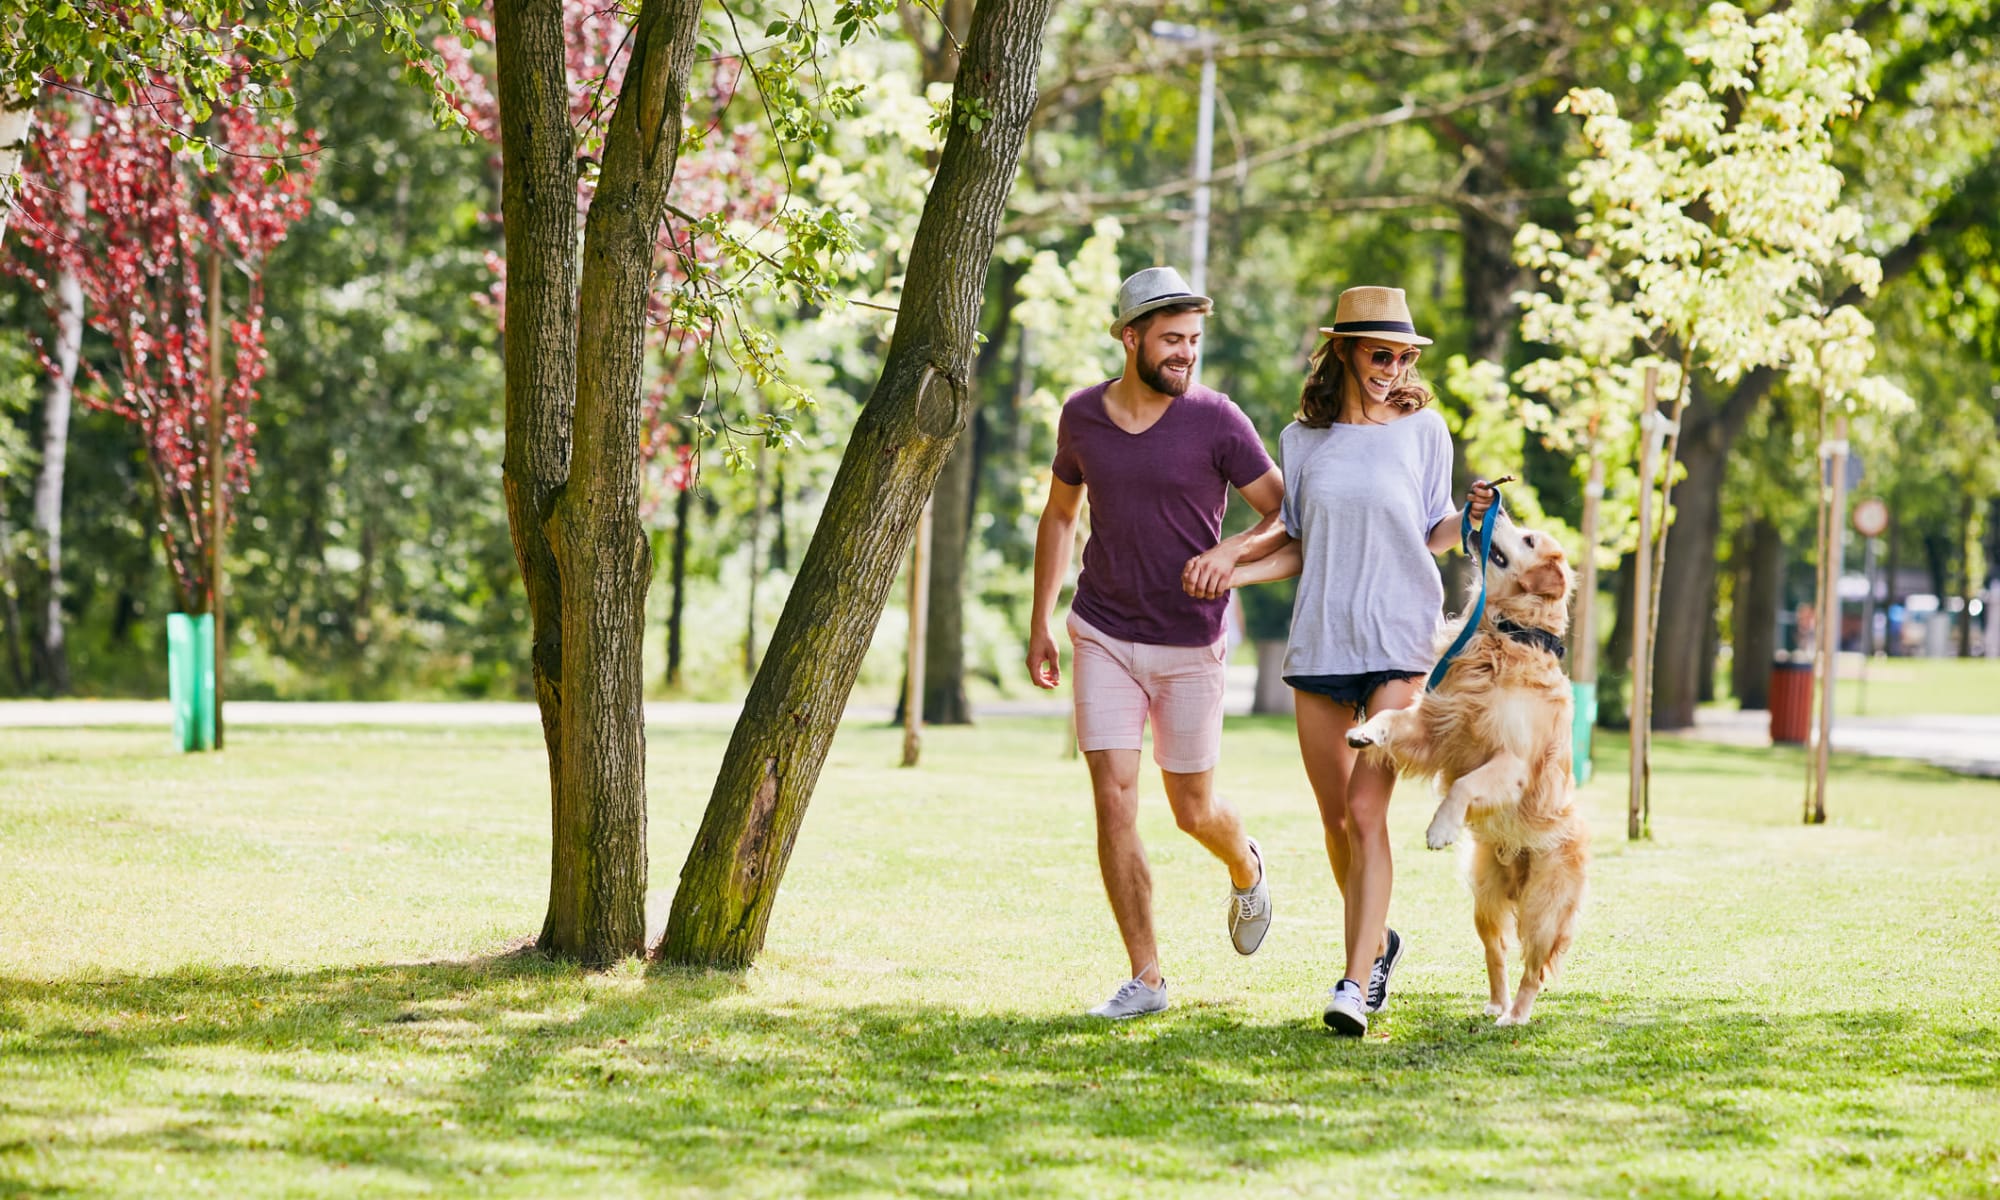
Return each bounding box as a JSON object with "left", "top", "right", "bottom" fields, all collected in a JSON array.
[
  {"left": 31, "top": 107, "right": 88, "bottom": 691},
  {"left": 0, "top": 102, "right": 35, "bottom": 245}
]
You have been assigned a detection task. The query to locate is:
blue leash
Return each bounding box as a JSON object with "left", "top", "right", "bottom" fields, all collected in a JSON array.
[{"left": 1426, "top": 485, "right": 1505, "bottom": 692}]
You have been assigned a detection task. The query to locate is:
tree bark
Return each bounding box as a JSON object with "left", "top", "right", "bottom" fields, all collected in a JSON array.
[
  {"left": 1598, "top": 551, "right": 1636, "bottom": 730},
  {"left": 496, "top": 0, "right": 704, "bottom": 966},
  {"left": 1957, "top": 489, "right": 1975, "bottom": 658},
  {"left": 908, "top": 0, "right": 986, "bottom": 728},
  {"left": 660, "top": 0, "right": 1056, "bottom": 967},
  {"left": 0, "top": 102, "right": 33, "bottom": 246},
  {"left": 28, "top": 108, "right": 89, "bottom": 694},
  {"left": 1731, "top": 517, "right": 1781, "bottom": 708},
  {"left": 666, "top": 480, "right": 692, "bottom": 687}
]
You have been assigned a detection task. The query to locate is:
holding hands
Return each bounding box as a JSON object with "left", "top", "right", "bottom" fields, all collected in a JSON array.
[{"left": 1181, "top": 544, "right": 1238, "bottom": 600}]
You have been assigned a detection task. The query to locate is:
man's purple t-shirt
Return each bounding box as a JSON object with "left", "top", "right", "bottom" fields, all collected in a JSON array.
[{"left": 1052, "top": 381, "right": 1276, "bottom": 647}]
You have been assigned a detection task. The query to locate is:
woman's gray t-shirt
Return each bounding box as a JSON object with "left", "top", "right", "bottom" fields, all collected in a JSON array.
[{"left": 1279, "top": 408, "right": 1458, "bottom": 676}]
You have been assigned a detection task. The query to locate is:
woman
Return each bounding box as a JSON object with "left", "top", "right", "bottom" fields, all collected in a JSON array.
[{"left": 1227, "top": 286, "right": 1493, "bottom": 1037}]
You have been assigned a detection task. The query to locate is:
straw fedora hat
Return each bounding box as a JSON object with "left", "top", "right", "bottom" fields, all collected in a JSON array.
[
  {"left": 1108, "top": 266, "right": 1213, "bottom": 338},
  {"left": 1317, "top": 286, "right": 1432, "bottom": 346}
]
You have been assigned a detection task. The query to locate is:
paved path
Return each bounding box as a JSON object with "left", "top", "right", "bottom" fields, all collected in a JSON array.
[
  {"left": 8, "top": 677, "right": 1989, "bottom": 781},
  {"left": 0, "top": 667, "right": 1263, "bottom": 732},
  {"left": 1689, "top": 706, "right": 2000, "bottom": 779}
]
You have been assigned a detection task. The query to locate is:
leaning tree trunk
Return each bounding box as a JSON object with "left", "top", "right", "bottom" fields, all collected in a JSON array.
[
  {"left": 1598, "top": 551, "right": 1637, "bottom": 730},
  {"left": 660, "top": 0, "right": 1056, "bottom": 967},
  {"left": 496, "top": 0, "right": 704, "bottom": 966}
]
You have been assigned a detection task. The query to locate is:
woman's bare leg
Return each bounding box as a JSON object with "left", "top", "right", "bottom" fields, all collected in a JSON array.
[{"left": 1340, "top": 677, "right": 1423, "bottom": 985}]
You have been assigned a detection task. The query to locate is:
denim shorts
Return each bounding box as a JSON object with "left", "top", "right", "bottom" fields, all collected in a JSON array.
[{"left": 1283, "top": 670, "right": 1425, "bottom": 717}]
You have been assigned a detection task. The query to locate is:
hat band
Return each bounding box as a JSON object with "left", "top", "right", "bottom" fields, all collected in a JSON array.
[
  {"left": 1130, "top": 292, "right": 1196, "bottom": 307},
  {"left": 1330, "top": 319, "right": 1417, "bottom": 335}
]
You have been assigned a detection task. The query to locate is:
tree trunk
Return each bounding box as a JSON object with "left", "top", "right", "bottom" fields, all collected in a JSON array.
[
  {"left": 1698, "top": 589, "right": 1720, "bottom": 704},
  {"left": 918, "top": 428, "right": 974, "bottom": 723},
  {"left": 666, "top": 480, "right": 692, "bottom": 687},
  {"left": 660, "top": 0, "right": 1056, "bottom": 967},
  {"left": 1731, "top": 517, "right": 1781, "bottom": 708},
  {"left": 915, "top": 267, "right": 1015, "bottom": 726},
  {"left": 0, "top": 102, "right": 33, "bottom": 245},
  {"left": 1957, "top": 489, "right": 1975, "bottom": 658},
  {"left": 0, "top": 513, "right": 26, "bottom": 691},
  {"left": 496, "top": 0, "right": 704, "bottom": 966},
  {"left": 907, "top": 0, "right": 991, "bottom": 728},
  {"left": 28, "top": 108, "right": 89, "bottom": 694},
  {"left": 1598, "top": 552, "right": 1636, "bottom": 730}
]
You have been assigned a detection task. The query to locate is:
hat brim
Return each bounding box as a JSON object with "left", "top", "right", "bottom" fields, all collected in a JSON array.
[
  {"left": 1317, "top": 326, "right": 1433, "bottom": 346},
  {"left": 1110, "top": 293, "right": 1213, "bottom": 338}
]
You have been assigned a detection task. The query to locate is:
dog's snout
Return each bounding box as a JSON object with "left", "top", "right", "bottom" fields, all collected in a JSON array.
[{"left": 1490, "top": 548, "right": 1510, "bottom": 569}]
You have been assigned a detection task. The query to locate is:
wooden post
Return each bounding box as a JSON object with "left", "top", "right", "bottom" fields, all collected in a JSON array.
[
  {"left": 207, "top": 244, "right": 226, "bottom": 749},
  {"left": 902, "top": 499, "right": 932, "bottom": 767},
  {"left": 1628, "top": 368, "right": 1659, "bottom": 840},
  {"left": 1808, "top": 414, "right": 1847, "bottom": 824}
]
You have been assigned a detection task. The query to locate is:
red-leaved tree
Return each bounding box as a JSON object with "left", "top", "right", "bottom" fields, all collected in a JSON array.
[{"left": 10, "top": 84, "right": 315, "bottom": 613}]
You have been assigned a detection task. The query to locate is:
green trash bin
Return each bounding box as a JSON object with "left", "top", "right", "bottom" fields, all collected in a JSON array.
[
  {"left": 1571, "top": 680, "right": 1597, "bottom": 784},
  {"left": 167, "top": 612, "right": 217, "bottom": 752}
]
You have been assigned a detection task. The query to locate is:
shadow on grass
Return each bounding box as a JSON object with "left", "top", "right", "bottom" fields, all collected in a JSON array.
[{"left": 4, "top": 954, "right": 1998, "bottom": 1195}]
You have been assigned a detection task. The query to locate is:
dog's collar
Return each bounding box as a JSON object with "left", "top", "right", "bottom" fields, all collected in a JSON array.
[{"left": 1494, "top": 618, "right": 1565, "bottom": 659}]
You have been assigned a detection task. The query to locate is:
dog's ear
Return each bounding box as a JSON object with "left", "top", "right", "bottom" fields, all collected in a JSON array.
[{"left": 1523, "top": 559, "right": 1570, "bottom": 600}]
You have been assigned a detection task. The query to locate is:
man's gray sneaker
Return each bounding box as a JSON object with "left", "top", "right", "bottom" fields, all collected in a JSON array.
[
  {"left": 1088, "top": 974, "right": 1168, "bottom": 1020},
  {"left": 1228, "top": 837, "right": 1273, "bottom": 956},
  {"left": 1365, "top": 927, "right": 1405, "bottom": 1013},
  {"left": 1324, "top": 978, "right": 1367, "bottom": 1037}
]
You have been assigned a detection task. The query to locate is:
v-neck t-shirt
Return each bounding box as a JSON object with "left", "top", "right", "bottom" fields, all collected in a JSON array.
[
  {"left": 1278, "top": 408, "right": 1458, "bottom": 675},
  {"left": 1052, "top": 380, "right": 1276, "bottom": 647}
]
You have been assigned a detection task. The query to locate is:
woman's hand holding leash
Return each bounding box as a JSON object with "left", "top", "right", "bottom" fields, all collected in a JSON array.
[{"left": 1467, "top": 474, "right": 1513, "bottom": 522}]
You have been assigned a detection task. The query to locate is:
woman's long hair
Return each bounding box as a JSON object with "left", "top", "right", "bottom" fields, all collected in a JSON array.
[{"left": 1296, "top": 337, "right": 1434, "bottom": 428}]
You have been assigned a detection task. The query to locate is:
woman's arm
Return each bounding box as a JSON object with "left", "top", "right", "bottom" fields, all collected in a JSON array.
[{"left": 1228, "top": 537, "right": 1302, "bottom": 587}]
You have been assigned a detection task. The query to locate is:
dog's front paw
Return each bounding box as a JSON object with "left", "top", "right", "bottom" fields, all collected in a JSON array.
[
  {"left": 1482, "top": 1001, "right": 1506, "bottom": 1018},
  {"left": 1425, "top": 813, "right": 1461, "bottom": 850},
  {"left": 1345, "top": 724, "right": 1380, "bottom": 750}
]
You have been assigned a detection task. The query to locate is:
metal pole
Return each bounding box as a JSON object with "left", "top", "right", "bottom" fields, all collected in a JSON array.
[
  {"left": 1858, "top": 534, "right": 1877, "bottom": 715},
  {"left": 1188, "top": 39, "right": 1215, "bottom": 388},
  {"left": 1189, "top": 46, "right": 1215, "bottom": 298},
  {"left": 1811, "top": 417, "right": 1848, "bottom": 824}
]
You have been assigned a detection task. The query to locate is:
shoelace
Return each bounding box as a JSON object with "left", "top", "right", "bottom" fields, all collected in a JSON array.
[
  {"left": 1367, "top": 958, "right": 1390, "bottom": 1006},
  {"left": 1113, "top": 978, "right": 1153, "bottom": 1004},
  {"left": 1236, "top": 890, "right": 1262, "bottom": 922}
]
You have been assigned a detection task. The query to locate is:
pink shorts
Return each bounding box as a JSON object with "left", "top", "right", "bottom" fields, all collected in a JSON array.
[{"left": 1067, "top": 611, "right": 1228, "bottom": 774}]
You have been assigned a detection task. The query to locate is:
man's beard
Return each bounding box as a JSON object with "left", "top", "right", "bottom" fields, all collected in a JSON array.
[{"left": 1137, "top": 346, "right": 1194, "bottom": 397}]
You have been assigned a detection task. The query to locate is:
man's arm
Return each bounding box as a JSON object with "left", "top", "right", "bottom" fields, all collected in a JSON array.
[
  {"left": 1183, "top": 467, "right": 1284, "bottom": 600},
  {"left": 1027, "top": 476, "right": 1085, "bottom": 689}
]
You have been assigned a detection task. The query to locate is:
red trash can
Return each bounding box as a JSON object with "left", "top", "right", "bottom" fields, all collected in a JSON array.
[{"left": 1768, "top": 660, "right": 1813, "bottom": 744}]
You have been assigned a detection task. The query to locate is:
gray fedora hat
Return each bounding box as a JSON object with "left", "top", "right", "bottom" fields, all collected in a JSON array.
[{"left": 1108, "top": 266, "right": 1213, "bottom": 338}]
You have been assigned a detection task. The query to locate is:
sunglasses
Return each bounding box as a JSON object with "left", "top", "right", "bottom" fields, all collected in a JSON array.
[{"left": 1364, "top": 347, "right": 1422, "bottom": 370}]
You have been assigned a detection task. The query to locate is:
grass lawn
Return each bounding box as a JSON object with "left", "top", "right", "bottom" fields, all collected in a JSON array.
[
  {"left": 2, "top": 717, "right": 1998, "bottom": 1198},
  {"left": 1831, "top": 654, "right": 2000, "bottom": 718}
]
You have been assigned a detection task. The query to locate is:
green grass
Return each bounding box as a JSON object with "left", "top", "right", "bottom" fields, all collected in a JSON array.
[
  {"left": 2, "top": 718, "right": 1998, "bottom": 1198},
  {"left": 1832, "top": 655, "right": 2000, "bottom": 718}
]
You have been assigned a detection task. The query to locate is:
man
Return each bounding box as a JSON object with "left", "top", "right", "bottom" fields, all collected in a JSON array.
[{"left": 1026, "top": 266, "right": 1290, "bottom": 1019}]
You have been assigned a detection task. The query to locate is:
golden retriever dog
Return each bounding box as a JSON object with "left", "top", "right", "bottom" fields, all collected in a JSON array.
[{"left": 1345, "top": 519, "right": 1588, "bottom": 1026}]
